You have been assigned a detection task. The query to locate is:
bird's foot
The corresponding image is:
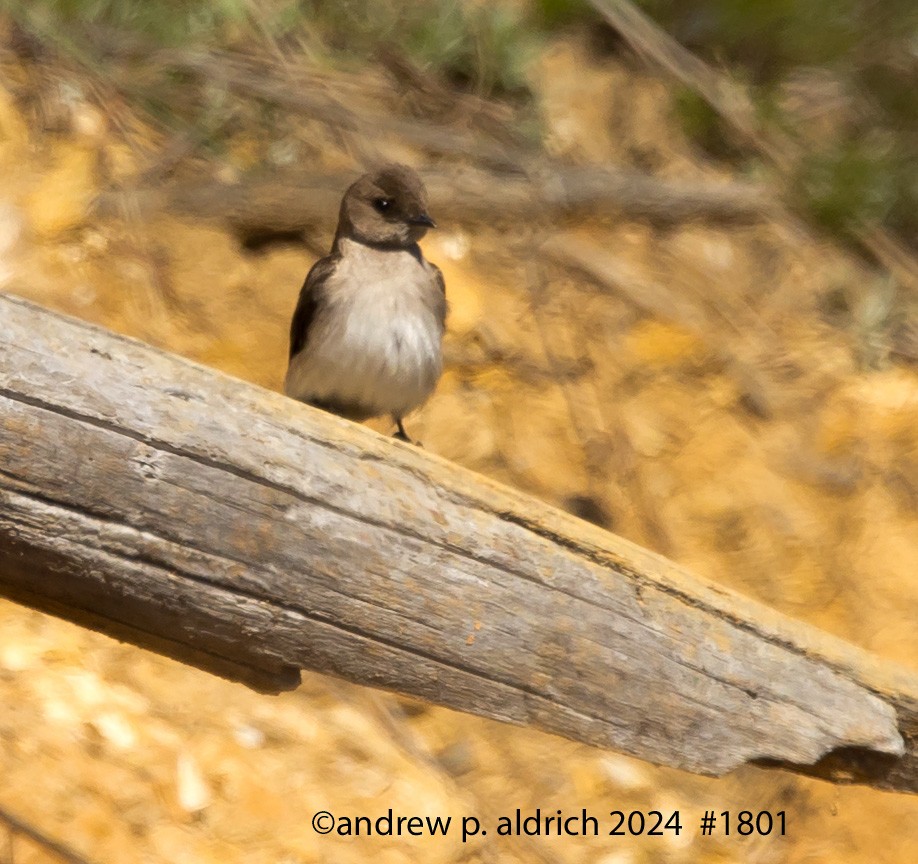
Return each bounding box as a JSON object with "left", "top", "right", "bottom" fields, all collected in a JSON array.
[{"left": 393, "top": 419, "right": 423, "bottom": 447}]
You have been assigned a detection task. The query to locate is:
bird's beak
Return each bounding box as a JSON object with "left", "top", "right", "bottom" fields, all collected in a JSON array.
[{"left": 409, "top": 213, "right": 436, "bottom": 229}]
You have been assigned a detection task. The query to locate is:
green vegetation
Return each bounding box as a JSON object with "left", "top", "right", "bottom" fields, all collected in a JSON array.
[
  {"left": 638, "top": 0, "right": 918, "bottom": 246},
  {"left": 4, "top": 0, "right": 915, "bottom": 248},
  {"left": 3, "top": 0, "right": 545, "bottom": 164},
  {"left": 6, "top": 0, "right": 541, "bottom": 97},
  {"left": 5, "top": 0, "right": 249, "bottom": 51},
  {"left": 299, "top": 0, "right": 539, "bottom": 96}
]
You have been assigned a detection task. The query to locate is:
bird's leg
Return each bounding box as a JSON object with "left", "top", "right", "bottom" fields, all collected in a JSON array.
[
  {"left": 393, "top": 417, "right": 421, "bottom": 446},
  {"left": 394, "top": 417, "right": 410, "bottom": 441}
]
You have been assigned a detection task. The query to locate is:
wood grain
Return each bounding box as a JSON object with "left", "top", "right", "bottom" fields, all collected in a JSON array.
[{"left": 0, "top": 294, "right": 916, "bottom": 792}]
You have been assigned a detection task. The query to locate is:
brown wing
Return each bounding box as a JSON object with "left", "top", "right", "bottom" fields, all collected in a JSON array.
[
  {"left": 289, "top": 254, "right": 338, "bottom": 359},
  {"left": 428, "top": 260, "right": 448, "bottom": 331}
]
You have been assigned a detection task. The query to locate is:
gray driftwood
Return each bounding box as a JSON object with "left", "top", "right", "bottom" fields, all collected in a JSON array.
[{"left": 0, "top": 294, "right": 916, "bottom": 793}]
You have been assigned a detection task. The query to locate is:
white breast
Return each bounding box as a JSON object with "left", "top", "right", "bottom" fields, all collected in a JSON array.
[{"left": 285, "top": 240, "right": 443, "bottom": 419}]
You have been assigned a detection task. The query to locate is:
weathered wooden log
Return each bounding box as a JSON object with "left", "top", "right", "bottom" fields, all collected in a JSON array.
[{"left": 0, "top": 294, "right": 916, "bottom": 792}]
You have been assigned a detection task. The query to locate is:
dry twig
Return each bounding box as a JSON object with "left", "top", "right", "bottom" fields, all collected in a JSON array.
[
  {"left": 587, "top": 0, "right": 918, "bottom": 286},
  {"left": 0, "top": 807, "right": 95, "bottom": 864}
]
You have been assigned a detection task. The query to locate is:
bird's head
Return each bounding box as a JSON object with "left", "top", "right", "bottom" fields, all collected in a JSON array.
[{"left": 339, "top": 164, "right": 436, "bottom": 247}]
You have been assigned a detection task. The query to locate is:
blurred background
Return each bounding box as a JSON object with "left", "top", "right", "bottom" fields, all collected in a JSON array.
[{"left": 0, "top": 0, "right": 917, "bottom": 861}]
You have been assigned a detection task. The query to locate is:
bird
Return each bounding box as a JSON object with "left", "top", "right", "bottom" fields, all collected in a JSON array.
[{"left": 284, "top": 164, "right": 446, "bottom": 443}]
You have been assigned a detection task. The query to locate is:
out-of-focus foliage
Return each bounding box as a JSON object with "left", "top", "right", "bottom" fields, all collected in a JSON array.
[
  {"left": 532, "top": 0, "right": 592, "bottom": 28},
  {"left": 6, "top": 0, "right": 916, "bottom": 247},
  {"left": 6, "top": 0, "right": 249, "bottom": 49},
  {"left": 7, "top": 0, "right": 541, "bottom": 97},
  {"left": 638, "top": 0, "right": 918, "bottom": 245},
  {"left": 5, "top": 0, "right": 548, "bottom": 170},
  {"left": 5, "top": 0, "right": 545, "bottom": 166},
  {"left": 300, "top": 0, "right": 539, "bottom": 96},
  {"left": 673, "top": 88, "right": 741, "bottom": 161}
]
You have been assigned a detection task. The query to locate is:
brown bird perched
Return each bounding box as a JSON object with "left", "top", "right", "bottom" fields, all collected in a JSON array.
[{"left": 284, "top": 164, "right": 446, "bottom": 443}]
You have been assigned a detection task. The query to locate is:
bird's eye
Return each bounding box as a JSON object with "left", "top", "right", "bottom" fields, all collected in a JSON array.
[{"left": 373, "top": 198, "right": 392, "bottom": 213}]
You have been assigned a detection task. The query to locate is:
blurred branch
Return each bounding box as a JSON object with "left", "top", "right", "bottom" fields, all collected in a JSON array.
[
  {"left": 97, "top": 164, "right": 772, "bottom": 240},
  {"left": 0, "top": 807, "right": 95, "bottom": 864},
  {"left": 588, "top": 0, "right": 918, "bottom": 288},
  {"left": 588, "top": 0, "right": 791, "bottom": 165},
  {"left": 160, "top": 49, "right": 525, "bottom": 170},
  {"left": 542, "top": 233, "right": 777, "bottom": 418},
  {"left": 84, "top": 32, "right": 775, "bottom": 230},
  {"left": 525, "top": 257, "right": 674, "bottom": 552},
  {"left": 375, "top": 45, "right": 529, "bottom": 149}
]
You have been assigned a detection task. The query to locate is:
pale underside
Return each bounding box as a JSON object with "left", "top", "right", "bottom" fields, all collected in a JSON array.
[{"left": 284, "top": 239, "right": 444, "bottom": 420}]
